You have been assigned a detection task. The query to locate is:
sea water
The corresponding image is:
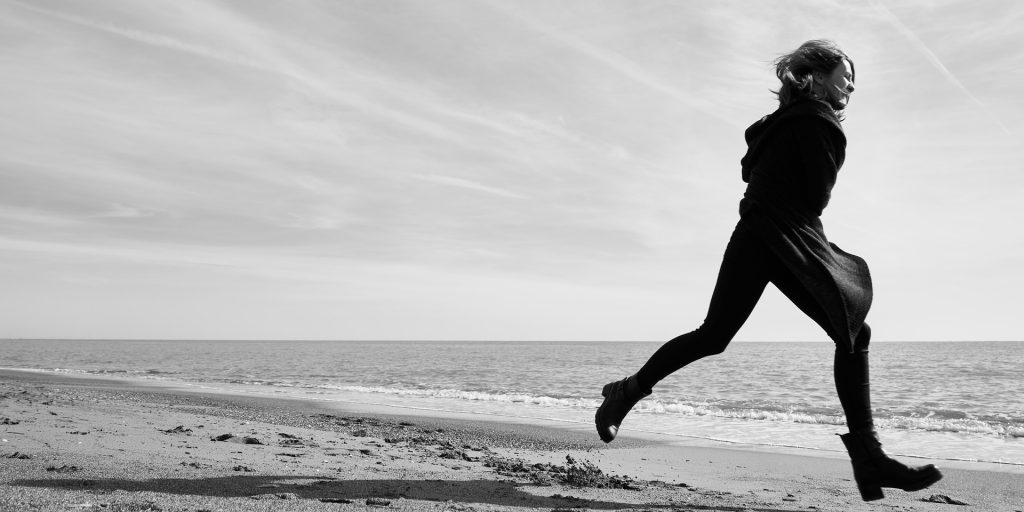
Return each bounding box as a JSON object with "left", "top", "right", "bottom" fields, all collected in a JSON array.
[{"left": 2, "top": 339, "right": 1021, "bottom": 470}]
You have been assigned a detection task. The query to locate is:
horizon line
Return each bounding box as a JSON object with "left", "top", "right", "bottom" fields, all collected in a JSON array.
[{"left": 2, "top": 338, "right": 1020, "bottom": 343}]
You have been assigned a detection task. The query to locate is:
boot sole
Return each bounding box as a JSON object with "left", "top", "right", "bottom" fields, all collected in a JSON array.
[
  {"left": 900, "top": 467, "right": 943, "bottom": 492},
  {"left": 594, "top": 409, "right": 616, "bottom": 443},
  {"left": 595, "top": 382, "right": 618, "bottom": 443},
  {"left": 857, "top": 466, "right": 943, "bottom": 502}
]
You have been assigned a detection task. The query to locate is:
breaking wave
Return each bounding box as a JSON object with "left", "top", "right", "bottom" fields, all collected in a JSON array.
[
  {"left": 25, "top": 367, "right": 1024, "bottom": 439},
  {"left": 319, "top": 384, "right": 1024, "bottom": 439}
]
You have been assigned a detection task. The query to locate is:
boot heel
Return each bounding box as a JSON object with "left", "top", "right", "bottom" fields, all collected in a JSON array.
[{"left": 858, "top": 484, "right": 883, "bottom": 501}]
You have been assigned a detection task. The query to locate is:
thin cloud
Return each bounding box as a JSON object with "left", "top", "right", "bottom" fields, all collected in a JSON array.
[
  {"left": 0, "top": 206, "right": 83, "bottom": 228},
  {"left": 8, "top": 0, "right": 267, "bottom": 72},
  {"left": 10, "top": 0, "right": 466, "bottom": 144},
  {"left": 484, "top": 1, "right": 741, "bottom": 129},
  {"left": 413, "top": 174, "right": 527, "bottom": 200},
  {"left": 94, "top": 204, "right": 157, "bottom": 219},
  {"left": 870, "top": 0, "right": 1011, "bottom": 135}
]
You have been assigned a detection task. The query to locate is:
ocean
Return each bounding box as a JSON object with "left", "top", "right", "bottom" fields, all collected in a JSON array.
[{"left": 2, "top": 339, "right": 1021, "bottom": 470}]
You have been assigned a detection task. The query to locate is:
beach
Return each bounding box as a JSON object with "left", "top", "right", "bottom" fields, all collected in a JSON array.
[{"left": 1, "top": 369, "right": 1020, "bottom": 512}]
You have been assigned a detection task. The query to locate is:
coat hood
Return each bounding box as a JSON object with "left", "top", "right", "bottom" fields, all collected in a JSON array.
[{"left": 741, "top": 99, "right": 844, "bottom": 183}]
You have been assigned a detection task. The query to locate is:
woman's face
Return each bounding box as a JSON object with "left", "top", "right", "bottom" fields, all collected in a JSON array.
[{"left": 815, "top": 59, "right": 855, "bottom": 110}]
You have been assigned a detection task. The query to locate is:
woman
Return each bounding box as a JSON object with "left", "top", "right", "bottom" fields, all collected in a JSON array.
[{"left": 594, "top": 40, "right": 943, "bottom": 502}]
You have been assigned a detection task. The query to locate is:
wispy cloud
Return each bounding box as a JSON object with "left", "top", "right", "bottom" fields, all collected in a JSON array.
[
  {"left": 483, "top": 1, "right": 741, "bottom": 129},
  {"left": 9, "top": 0, "right": 472, "bottom": 145},
  {"left": 413, "top": 174, "right": 527, "bottom": 200},
  {"left": 94, "top": 204, "right": 158, "bottom": 219},
  {"left": 8, "top": 0, "right": 267, "bottom": 71},
  {"left": 0, "top": 205, "right": 84, "bottom": 228},
  {"left": 870, "top": 0, "right": 1011, "bottom": 135}
]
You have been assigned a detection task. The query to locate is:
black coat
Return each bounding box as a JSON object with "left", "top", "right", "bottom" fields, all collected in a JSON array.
[{"left": 738, "top": 99, "right": 871, "bottom": 353}]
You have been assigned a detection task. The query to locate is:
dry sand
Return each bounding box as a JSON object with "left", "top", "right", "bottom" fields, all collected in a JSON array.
[{"left": 0, "top": 369, "right": 1020, "bottom": 512}]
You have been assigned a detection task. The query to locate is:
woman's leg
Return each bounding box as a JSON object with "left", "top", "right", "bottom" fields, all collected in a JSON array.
[
  {"left": 766, "top": 263, "right": 875, "bottom": 432},
  {"left": 767, "top": 264, "right": 941, "bottom": 500},
  {"left": 834, "top": 324, "right": 873, "bottom": 432},
  {"left": 635, "top": 221, "right": 772, "bottom": 390},
  {"left": 596, "top": 221, "right": 771, "bottom": 443}
]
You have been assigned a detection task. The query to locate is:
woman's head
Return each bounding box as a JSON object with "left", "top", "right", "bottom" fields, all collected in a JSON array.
[{"left": 774, "top": 40, "right": 855, "bottom": 112}]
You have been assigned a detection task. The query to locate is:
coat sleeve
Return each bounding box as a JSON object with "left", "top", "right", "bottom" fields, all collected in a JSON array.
[{"left": 789, "top": 117, "right": 844, "bottom": 216}]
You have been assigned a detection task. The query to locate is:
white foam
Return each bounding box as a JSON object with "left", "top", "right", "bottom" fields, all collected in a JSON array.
[{"left": 305, "top": 383, "right": 1021, "bottom": 439}]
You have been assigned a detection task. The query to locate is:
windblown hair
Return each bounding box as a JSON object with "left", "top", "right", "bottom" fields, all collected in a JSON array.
[{"left": 773, "top": 40, "right": 854, "bottom": 108}]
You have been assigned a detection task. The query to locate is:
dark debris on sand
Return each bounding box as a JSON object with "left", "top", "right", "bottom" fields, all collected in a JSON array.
[
  {"left": 94, "top": 500, "right": 164, "bottom": 511},
  {"left": 211, "top": 433, "right": 263, "bottom": 444},
  {"left": 922, "top": 494, "right": 970, "bottom": 506},
  {"left": 301, "top": 414, "right": 652, "bottom": 491},
  {"left": 320, "top": 497, "right": 354, "bottom": 504},
  {"left": 305, "top": 413, "right": 607, "bottom": 453},
  {"left": 486, "top": 454, "right": 644, "bottom": 490},
  {"left": 159, "top": 425, "right": 193, "bottom": 434},
  {"left": 277, "top": 431, "right": 304, "bottom": 445}
]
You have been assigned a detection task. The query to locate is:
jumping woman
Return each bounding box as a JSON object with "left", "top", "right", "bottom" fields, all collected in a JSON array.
[{"left": 594, "top": 40, "right": 943, "bottom": 502}]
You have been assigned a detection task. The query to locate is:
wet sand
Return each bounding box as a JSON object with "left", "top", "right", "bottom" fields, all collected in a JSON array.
[{"left": 1, "top": 369, "right": 1019, "bottom": 511}]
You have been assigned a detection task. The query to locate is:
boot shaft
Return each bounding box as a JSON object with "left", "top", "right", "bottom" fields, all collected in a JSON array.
[
  {"left": 840, "top": 431, "right": 884, "bottom": 462},
  {"left": 839, "top": 430, "right": 943, "bottom": 501}
]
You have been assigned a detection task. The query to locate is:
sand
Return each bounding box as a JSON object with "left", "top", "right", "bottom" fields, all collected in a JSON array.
[{"left": 0, "top": 369, "right": 1020, "bottom": 512}]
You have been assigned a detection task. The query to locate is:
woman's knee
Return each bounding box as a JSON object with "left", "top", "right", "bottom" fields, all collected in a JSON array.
[
  {"left": 852, "top": 323, "right": 871, "bottom": 352},
  {"left": 692, "top": 323, "right": 735, "bottom": 356}
]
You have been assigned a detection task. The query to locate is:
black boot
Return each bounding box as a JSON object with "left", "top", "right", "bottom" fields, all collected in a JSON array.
[
  {"left": 839, "top": 430, "right": 943, "bottom": 501},
  {"left": 595, "top": 375, "right": 651, "bottom": 443}
]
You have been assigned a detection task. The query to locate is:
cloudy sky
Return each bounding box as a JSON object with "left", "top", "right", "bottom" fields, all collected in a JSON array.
[{"left": 1, "top": 0, "right": 1021, "bottom": 342}]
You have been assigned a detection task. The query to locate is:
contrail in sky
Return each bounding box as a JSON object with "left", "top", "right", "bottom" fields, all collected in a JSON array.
[
  {"left": 483, "top": 0, "right": 741, "bottom": 130},
  {"left": 870, "top": 0, "right": 1011, "bottom": 136},
  {"left": 8, "top": 0, "right": 266, "bottom": 71}
]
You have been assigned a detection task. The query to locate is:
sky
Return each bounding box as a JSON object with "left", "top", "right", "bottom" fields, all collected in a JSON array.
[{"left": 1, "top": 0, "right": 1022, "bottom": 342}]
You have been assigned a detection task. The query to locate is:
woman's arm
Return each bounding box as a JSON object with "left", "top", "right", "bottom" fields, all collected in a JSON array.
[{"left": 790, "top": 117, "right": 845, "bottom": 216}]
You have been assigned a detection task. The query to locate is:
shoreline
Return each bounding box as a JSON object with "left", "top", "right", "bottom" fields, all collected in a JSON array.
[
  {"left": 5, "top": 367, "right": 1020, "bottom": 473},
  {"left": 2, "top": 369, "right": 1021, "bottom": 511}
]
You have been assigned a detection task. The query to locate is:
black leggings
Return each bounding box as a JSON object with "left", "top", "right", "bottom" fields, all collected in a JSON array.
[{"left": 636, "top": 218, "right": 874, "bottom": 432}]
